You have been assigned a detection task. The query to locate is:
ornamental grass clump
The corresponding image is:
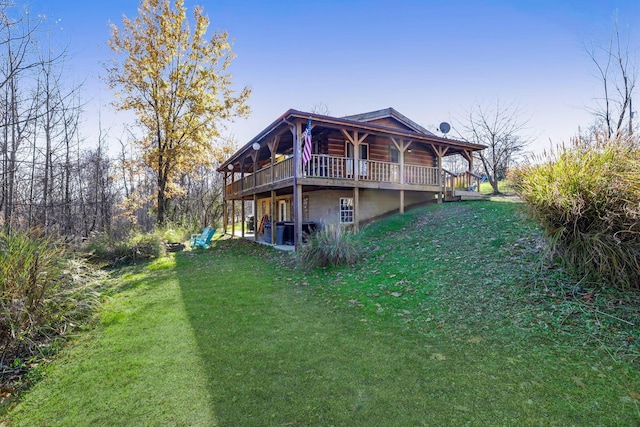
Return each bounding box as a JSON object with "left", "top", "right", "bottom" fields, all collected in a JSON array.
[
  {"left": 0, "top": 230, "right": 102, "bottom": 362},
  {"left": 510, "top": 136, "right": 640, "bottom": 289},
  {"left": 84, "top": 229, "right": 166, "bottom": 265},
  {"left": 298, "top": 223, "right": 362, "bottom": 268}
]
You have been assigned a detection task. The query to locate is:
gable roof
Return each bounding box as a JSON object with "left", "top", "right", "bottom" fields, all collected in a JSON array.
[{"left": 342, "top": 108, "right": 436, "bottom": 136}]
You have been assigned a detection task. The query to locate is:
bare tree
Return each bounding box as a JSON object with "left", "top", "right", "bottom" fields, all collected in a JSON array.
[
  {"left": 0, "top": 4, "right": 102, "bottom": 237},
  {"left": 585, "top": 15, "right": 637, "bottom": 139},
  {"left": 37, "top": 45, "right": 80, "bottom": 230},
  {"left": 0, "top": 7, "right": 42, "bottom": 230},
  {"left": 310, "top": 102, "right": 331, "bottom": 116},
  {"left": 459, "top": 100, "right": 530, "bottom": 195}
]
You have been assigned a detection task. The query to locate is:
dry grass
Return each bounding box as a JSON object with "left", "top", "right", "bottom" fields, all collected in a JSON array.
[{"left": 511, "top": 137, "right": 640, "bottom": 289}]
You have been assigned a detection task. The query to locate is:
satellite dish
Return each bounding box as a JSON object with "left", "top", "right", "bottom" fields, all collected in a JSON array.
[{"left": 439, "top": 122, "right": 451, "bottom": 135}]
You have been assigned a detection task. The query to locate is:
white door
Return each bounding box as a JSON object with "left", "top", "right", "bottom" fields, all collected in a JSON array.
[
  {"left": 346, "top": 142, "right": 354, "bottom": 177},
  {"left": 359, "top": 144, "right": 368, "bottom": 177}
]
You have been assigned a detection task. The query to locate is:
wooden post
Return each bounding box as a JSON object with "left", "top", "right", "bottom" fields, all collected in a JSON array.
[
  {"left": 292, "top": 121, "right": 303, "bottom": 250},
  {"left": 353, "top": 131, "right": 360, "bottom": 182},
  {"left": 399, "top": 145, "right": 405, "bottom": 185},
  {"left": 251, "top": 151, "right": 258, "bottom": 241},
  {"left": 341, "top": 129, "right": 369, "bottom": 183},
  {"left": 295, "top": 184, "right": 303, "bottom": 249},
  {"left": 230, "top": 199, "right": 235, "bottom": 236},
  {"left": 391, "top": 137, "right": 411, "bottom": 185},
  {"left": 431, "top": 144, "right": 449, "bottom": 203},
  {"left": 239, "top": 159, "right": 246, "bottom": 237},
  {"left": 268, "top": 135, "right": 280, "bottom": 185},
  {"left": 223, "top": 173, "right": 228, "bottom": 234},
  {"left": 354, "top": 187, "right": 360, "bottom": 232},
  {"left": 252, "top": 150, "right": 258, "bottom": 189},
  {"left": 461, "top": 149, "right": 474, "bottom": 188},
  {"left": 390, "top": 137, "right": 412, "bottom": 213},
  {"left": 241, "top": 198, "right": 245, "bottom": 238},
  {"left": 222, "top": 199, "right": 229, "bottom": 234},
  {"left": 270, "top": 190, "right": 276, "bottom": 244},
  {"left": 437, "top": 152, "right": 443, "bottom": 204},
  {"left": 253, "top": 193, "right": 258, "bottom": 241}
]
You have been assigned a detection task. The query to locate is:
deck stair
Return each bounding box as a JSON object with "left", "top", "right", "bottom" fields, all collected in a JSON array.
[{"left": 454, "top": 189, "right": 488, "bottom": 201}]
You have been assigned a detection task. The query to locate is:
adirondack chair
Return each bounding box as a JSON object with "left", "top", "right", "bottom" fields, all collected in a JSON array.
[{"left": 191, "top": 227, "right": 216, "bottom": 249}]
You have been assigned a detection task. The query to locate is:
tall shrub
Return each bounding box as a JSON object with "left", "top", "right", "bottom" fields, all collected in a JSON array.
[
  {"left": 84, "top": 229, "right": 167, "bottom": 264},
  {"left": 1, "top": 231, "right": 103, "bottom": 362},
  {"left": 0, "top": 231, "right": 65, "bottom": 359},
  {"left": 298, "top": 223, "right": 362, "bottom": 268},
  {"left": 511, "top": 137, "right": 640, "bottom": 289}
]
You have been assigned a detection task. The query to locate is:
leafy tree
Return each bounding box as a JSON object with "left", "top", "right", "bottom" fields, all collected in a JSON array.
[{"left": 106, "top": 0, "right": 250, "bottom": 225}]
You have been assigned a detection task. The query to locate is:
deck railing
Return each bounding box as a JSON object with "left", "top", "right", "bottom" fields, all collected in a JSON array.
[
  {"left": 226, "top": 154, "right": 442, "bottom": 195},
  {"left": 404, "top": 164, "right": 440, "bottom": 186},
  {"left": 361, "top": 159, "right": 400, "bottom": 183},
  {"left": 254, "top": 165, "right": 272, "bottom": 187},
  {"left": 273, "top": 157, "right": 293, "bottom": 182},
  {"left": 304, "top": 155, "right": 348, "bottom": 179},
  {"left": 444, "top": 170, "right": 481, "bottom": 192},
  {"left": 228, "top": 179, "right": 243, "bottom": 194},
  {"left": 240, "top": 174, "right": 252, "bottom": 190}
]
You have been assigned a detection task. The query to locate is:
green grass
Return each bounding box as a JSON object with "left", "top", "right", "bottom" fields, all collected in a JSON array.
[
  {"left": 479, "top": 179, "right": 515, "bottom": 194},
  {"left": 4, "top": 201, "right": 640, "bottom": 425},
  {"left": 5, "top": 256, "right": 216, "bottom": 426}
]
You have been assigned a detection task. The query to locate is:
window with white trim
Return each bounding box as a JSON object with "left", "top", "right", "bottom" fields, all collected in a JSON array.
[{"left": 340, "top": 197, "right": 354, "bottom": 224}]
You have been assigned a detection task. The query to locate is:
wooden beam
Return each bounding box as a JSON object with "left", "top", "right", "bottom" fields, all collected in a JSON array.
[
  {"left": 253, "top": 193, "right": 258, "bottom": 242},
  {"left": 295, "top": 184, "right": 303, "bottom": 250},
  {"left": 390, "top": 137, "right": 413, "bottom": 153},
  {"left": 461, "top": 149, "right": 474, "bottom": 171},
  {"left": 293, "top": 121, "right": 302, "bottom": 249},
  {"left": 390, "top": 137, "right": 401, "bottom": 151},
  {"left": 341, "top": 129, "right": 369, "bottom": 145},
  {"left": 231, "top": 199, "right": 235, "bottom": 236},
  {"left": 267, "top": 135, "right": 281, "bottom": 154},
  {"left": 253, "top": 151, "right": 258, "bottom": 188},
  {"left": 241, "top": 199, "right": 245, "bottom": 238},
  {"left": 270, "top": 190, "right": 276, "bottom": 244},
  {"left": 223, "top": 174, "right": 228, "bottom": 233},
  {"left": 354, "top": 187, "right": 360, "bottom": 232},
  {"left": 268, "top": 135, "right": 280, "bottom": 186},
  {"left": 430, "top": 143, "right": 449, "bottom": 158},
  {"left": 341, "top": 129, "right": 355, "bottom": 144},
  {"left": 430, "top": 144, "right": 448, "bottom": 204},
  {"left": 353, "top": 131, "right": 360, "bottom": 181}
]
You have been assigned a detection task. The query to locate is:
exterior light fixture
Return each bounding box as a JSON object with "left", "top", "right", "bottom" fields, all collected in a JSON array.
[
  {"left": 227, "top": 163, "right": 234, "bottom": 171},
  {"left": 252, "top": 142, "right": 260, "bottom": 151}
]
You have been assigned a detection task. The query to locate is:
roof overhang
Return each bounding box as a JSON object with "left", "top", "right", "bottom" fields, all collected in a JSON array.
[{"left": 218, "top": 109, "right": 486, "bottom": 171}]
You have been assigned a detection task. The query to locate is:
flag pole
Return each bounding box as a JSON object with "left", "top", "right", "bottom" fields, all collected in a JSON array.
[{"left": 293, "top": 119, "right": 301, "bottom": 250}]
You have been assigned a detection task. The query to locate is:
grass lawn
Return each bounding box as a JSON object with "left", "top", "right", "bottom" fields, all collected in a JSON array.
[
  {"left": 479, "top": 179, "right": 515, "bottom": 194},
  {"left": 4, "top": 200, "right": 640, "bottom": 425}
]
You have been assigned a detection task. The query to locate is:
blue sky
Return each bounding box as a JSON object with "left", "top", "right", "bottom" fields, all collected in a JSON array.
[{"left": 19, "top": 0, "right": 640, "bottom": 154}]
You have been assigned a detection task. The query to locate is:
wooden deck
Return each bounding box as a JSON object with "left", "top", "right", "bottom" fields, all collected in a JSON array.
[{"left": 225, "top": 154, "right": 444, "bottom": 198}]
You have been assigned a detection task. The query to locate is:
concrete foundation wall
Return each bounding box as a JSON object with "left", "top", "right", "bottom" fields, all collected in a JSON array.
[
  {"left": 253, "top": 188, "right": 437, "bottom": 227},
  {"left": 307, "top": 188, "right": 437, "bottom": 225}
]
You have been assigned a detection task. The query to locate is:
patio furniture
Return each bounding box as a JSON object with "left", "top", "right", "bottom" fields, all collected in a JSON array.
[{"left": 191, "top": 227, "right": 216, "bottom": 249}]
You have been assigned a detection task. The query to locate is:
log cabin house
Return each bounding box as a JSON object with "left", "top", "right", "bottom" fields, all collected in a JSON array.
[{"left": 219, "top": 108, "right": 486, "bottom": 249}]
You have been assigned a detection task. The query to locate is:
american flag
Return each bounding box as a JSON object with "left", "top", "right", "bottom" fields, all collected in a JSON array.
[{"left": 302, "top": 118, "right": 312, "bottom": 165}]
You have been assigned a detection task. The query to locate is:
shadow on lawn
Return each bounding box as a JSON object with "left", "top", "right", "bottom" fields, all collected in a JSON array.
[{"left": 174, "top": 232, "right": 640, "bottom": 426}]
